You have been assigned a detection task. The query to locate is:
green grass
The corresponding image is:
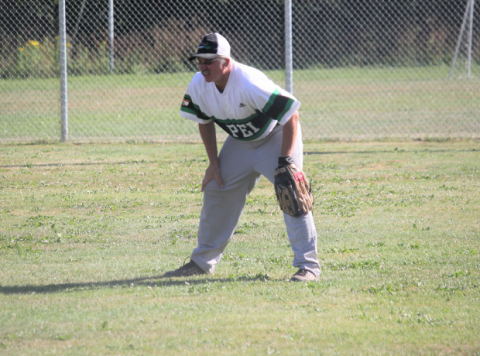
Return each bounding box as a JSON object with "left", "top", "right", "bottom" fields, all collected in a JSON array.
[
  {"left": 0, "top": 141, "right": 479, "bottom": 355},
  {"left": 1, "top": 65, "right": 479, "bottom": 141}
]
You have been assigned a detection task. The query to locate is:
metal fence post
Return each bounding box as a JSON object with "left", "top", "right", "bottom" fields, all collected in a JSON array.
[
  {"left": 468, "top": 0, "right": 475, "bottom": 78},
  {"left": 59, "top": 0, "right": 68, "bottom": 141},
  {"left": 449, "top": 0, "right": 474, "bottom": 79},
  {"left": 109, "top": 0, "right": 115, "bottom": 72},
  {"left": 285, "top": 0, "right": 293, "bottom": 94}
]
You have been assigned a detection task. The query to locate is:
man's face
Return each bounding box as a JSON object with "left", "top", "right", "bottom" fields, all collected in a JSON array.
[{"left": 196, "top": 57, "right": 225, "bottom": 83}]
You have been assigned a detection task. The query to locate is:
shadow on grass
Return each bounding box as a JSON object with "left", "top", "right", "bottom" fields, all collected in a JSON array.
[{"left": 0, "top": 273, "right": 275, "bottom": 295}]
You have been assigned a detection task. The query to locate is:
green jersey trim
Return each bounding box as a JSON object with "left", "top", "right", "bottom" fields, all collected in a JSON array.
[
  {"left": 180, "top": 89, "right": 296, "bottom": 140},
  {"left": 262, "top": 88, "right": 296, "bottom": 122},
  {"left": 262, "top": 88, "right": 280, "bottom": 113},
  {"left": 181, "top": 94, "right": 209, "bottom": 121},
  {"left": 212, "top": 116, "right": 274, "bottom": 141}
]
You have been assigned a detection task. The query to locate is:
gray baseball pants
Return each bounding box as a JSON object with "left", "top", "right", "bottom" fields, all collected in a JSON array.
[{"left": 191, "top": 124, "right": 321, "bottom": 276}]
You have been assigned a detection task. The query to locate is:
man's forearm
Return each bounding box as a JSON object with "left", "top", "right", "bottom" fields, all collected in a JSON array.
[
  {"left": 199, "top": 122, "right": 219, "bottom": 165},
  {"left": 281, "top": 111, "right": 299, "bottom": 157}
]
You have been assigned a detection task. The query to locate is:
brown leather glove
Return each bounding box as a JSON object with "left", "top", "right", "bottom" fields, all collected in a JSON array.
[{"left": 274, "top": 157, "right": 314, "bottom": 217}]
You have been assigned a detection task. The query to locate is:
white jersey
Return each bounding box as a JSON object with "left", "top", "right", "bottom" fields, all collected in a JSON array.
[{"left": 180, "top": 60, "right": 301, "bottom": 141}]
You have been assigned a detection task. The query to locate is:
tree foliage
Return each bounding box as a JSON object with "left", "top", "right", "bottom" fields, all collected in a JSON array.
[{"left": 0, "top": 0, "right": 478, "bottom": 72}]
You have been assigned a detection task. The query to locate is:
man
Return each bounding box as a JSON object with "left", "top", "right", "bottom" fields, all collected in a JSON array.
[{"left": 165, "top": 33, "right": 320, "bottom": 281}]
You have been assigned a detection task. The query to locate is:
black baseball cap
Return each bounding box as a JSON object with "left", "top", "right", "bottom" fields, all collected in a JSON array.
[{"left": 188, "top": 33, "right": 231, "bottom": 61}]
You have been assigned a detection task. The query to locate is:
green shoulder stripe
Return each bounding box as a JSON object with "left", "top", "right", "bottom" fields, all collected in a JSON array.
[
  {"left": 262, "top": 88, "right": 280, "bottom": 113},
  {"left": 180, "top": 94, "right": 208, "bottom": 120},
  {"left": 262, "top": 89, "right": 295, "bottom": 122}
]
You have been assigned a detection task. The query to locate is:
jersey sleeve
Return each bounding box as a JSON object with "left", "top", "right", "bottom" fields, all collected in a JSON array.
[
  {"left": 248, "top": 77, "right": 301, "bottom": 126},
  {"left": 179, "top": 77, "right": 212, "bottom": 125}
]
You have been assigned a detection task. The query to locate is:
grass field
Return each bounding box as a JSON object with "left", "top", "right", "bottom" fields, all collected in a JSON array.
[
  {"left": 0, "top": 140, "right": 479, "bottom": 355},
  {"left": 1, "top": 64, "right": 479, "bottom": 142}
]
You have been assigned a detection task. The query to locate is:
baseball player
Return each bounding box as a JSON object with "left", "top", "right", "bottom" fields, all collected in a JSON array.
[{"left": 164, "top": 33, "right": 320, "bottom": 281}]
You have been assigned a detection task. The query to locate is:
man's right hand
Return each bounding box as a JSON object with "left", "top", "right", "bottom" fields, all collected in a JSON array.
[
  {"left": 201, "top": 163, "right": 224, "bottom": 191},
  {"left": 198, "top": 122, "right": 224, "bottom": 191}
]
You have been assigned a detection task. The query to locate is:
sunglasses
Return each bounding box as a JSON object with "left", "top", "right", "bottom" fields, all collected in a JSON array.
[{"left": 194, "top": 57, "right": 223, "bottom": 65}]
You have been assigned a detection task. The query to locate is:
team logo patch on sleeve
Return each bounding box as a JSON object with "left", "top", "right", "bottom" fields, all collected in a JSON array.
[{"left": 182, "top": 98, "right": 191, "bottom": 107}]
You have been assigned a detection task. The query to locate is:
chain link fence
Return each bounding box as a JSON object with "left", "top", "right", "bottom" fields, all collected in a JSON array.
[{"left": 1, "top": 0, "right": 479, "bottom": 143}]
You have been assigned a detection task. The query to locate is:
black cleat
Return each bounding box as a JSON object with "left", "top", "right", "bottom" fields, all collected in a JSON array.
[{"left": 164, "top": 259, "right": 207, "bottom": 277}]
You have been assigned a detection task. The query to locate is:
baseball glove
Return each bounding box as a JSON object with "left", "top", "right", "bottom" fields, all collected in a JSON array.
[{"left": 274, "top": 157, "right": 314, "bottom": 217}]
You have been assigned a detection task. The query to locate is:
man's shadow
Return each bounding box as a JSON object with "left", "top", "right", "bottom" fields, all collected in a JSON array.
[{"left": 0, "top": 274, "right": 274, "bottom": 295}]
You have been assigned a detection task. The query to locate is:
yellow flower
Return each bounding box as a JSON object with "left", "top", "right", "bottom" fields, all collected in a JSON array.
[
  {"left": 19, "top": 47, "right": 24, "bottom": 51},
  {"left": 28, "top": 40, "right": 40, "bottom": 48},
  {"left": 66, "top": 43, "right": 71, "bottom": 48}
]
